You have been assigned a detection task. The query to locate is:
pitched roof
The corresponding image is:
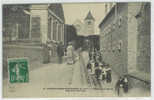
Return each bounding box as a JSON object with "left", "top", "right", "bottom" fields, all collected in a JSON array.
[
  {"left": 98, "top": 5, "right": 115, "bottom": 28},
  {"left": 3, "top": 4, "right": 30, "bottom": 17},
  {"left": 48, "top": 4, "right": 65, "bottom": 22},
  {"left": 84, "top": 11, "right": 95, "bottom": 20}
]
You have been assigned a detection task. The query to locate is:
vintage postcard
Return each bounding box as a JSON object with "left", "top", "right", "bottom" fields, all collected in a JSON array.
[{"left": 2, "top": 2, "right": 151, "bottom": 97}]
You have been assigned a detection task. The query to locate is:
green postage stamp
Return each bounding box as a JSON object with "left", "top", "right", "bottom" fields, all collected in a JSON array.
[{"left": 8, "top": 58, "right": 29, "bottom": 83}]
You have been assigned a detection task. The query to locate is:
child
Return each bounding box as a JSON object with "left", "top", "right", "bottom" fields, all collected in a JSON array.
[{"left": 123, "top": 75, "right": 129, "bottom": 93}]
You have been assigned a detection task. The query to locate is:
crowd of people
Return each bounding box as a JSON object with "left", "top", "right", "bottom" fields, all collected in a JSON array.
[
  {"left": 57, "top": 41, "right": 77, "bottom": 65},
  {"left": 86, "top": 48, "right": 112, "bottom": 84},
  {"left": 86, "top": 48, "right": 129, "bottom": 96},
  {"left": 43, "top": 40, "right": 77, "bottom": 65},
  {"left": 43, "top": 40, "right": 129, "bottom": 96}
]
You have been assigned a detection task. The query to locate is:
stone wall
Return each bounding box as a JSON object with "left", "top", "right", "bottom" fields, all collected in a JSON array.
[
  {"left": 99, "top": 2, "right": 151, "bottom": 83},
  {"left": 100, "top": 3, "right": 128, "bottom": 76},
  {"left": 110, "top": 3, "right": 128, "bottom": 75},
  {"left": 127, "top": 3, "right": 142, "bottom": 73},
  {"left": 136, "top": 3, "right": 151, "bottom": 73}
]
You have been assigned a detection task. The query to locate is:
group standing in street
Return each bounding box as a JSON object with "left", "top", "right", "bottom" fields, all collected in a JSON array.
[
  {"left": 87, "top": 48, "right": 112, "bottom": 85},
  {"left": 42, "top": 40, "right": 78, "bottom": 65},
  {"left": 43, "top": 40, "right": 65, "bottom": 64},
  {"left": 86, "top": 47, "right": 129, "bottom": 96}
]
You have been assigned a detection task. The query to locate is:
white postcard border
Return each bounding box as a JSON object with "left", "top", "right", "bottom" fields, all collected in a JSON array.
[{"left": 0, "top": 0, "right": 153, "bottom": 100}]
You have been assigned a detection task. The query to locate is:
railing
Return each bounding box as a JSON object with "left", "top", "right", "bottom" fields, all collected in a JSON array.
[{"left": 127, "top": 74, "right": 150, "bottom": 85}]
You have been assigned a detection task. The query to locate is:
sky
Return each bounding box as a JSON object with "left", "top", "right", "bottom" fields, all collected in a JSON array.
[{"left": 62, "top": 3, "right": 106, "bottom": 34}]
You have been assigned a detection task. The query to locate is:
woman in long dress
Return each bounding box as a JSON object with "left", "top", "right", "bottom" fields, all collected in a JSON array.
[{"left": 67, "top": 42, "right": 75, "bottom": 64}]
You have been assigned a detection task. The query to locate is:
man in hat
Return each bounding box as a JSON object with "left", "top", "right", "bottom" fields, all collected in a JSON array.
[
  {"left": 43, "top": 43, "right": 50, "bottom": 64},
  {"left": 123, "top": 75, "right": 129, "bottom": 93},
  {"left": 95, "top": 63, "right": 102, "bottom": 81},
  {"left": 115, "top": 76, "right": 124, "bottom": 96},
  {"left": 57, "top": 41, "right": 64, "bottom": 64},
  {"left": 101, "top": 64, "right": 107, "bottom": 83},
  {"left": 106, "top": 64, "right": 112, "bottom": 83}
]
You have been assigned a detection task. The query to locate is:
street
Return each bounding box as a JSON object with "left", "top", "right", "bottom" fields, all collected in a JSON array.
[
  {"left": 3, "top": 51, "right": 88, "bottom": 97},
  {"left": 3, "top": 51, "right": 150, "bottom": 97}
]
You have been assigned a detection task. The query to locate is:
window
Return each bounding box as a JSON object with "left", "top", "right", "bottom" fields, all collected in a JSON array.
[
  {"left": 15, "top": 16, "right": 30, "bottom": 40},
  {"left": 53, "top": 21, "right": 57, "bottom": 41},
  {"left": 118, "top": 40, "right": 123, "bottom": 52},
  {"left": 58, "top": 24, "right": 61, "bottom": 41},
  {"left": 113, "top": 21, "right": 116, "bottom": 29},
  {"left": 119, "top": 16, "right": 122, "bottom": 27},
  {"left": 31, "top": 17, "right": 40, "bottom": 41},
  {"left": 48, "top": 18, "right": 51, "bottom": 40},
  {"left": 88, "top": 21, "right": 91, "bottom": 25}
]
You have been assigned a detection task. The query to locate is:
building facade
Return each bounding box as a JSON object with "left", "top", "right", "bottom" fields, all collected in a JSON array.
[
  {"left": 30, "top": 4, "right": 65, "bottom": 44},
  {"left": 3, "top": 5, "right": 30, "bottom": 42},
  {"left": 3, "top": 4, "right": 65, "bottom": 44},
  {"left": 3, "top": 4, "right": 66, "bottom": 75},
  {"left": 99, "top": 3, "right": 150, "bottom": 82},
  {"left": 135, "top": 3, "right": 151, "bottom": 73},
  {"left": 99, "top": 3, "right": 128, "bottom": 75}
]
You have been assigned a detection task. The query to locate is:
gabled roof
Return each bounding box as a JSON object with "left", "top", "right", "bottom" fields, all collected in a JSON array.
[
  {"left": 48, "top": 4, "right": 65, "bottom": 22},
  {"left": 84, "top": 11, "right": 95, "bottom": 21},
  {"left": 99, "top": 5, "right": 115, "bottom": 28}
]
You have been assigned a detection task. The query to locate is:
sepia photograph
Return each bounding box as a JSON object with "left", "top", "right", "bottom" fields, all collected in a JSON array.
[{"left": 2, "top": 2, "right": 151, "bottom": 97}]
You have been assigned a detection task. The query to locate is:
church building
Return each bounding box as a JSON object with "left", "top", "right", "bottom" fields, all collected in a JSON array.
[
  {"left": 73, "top": 11, "right": 95, "bottom": 36},
  {"left": 84, "top": 11, "right": 95, "bottom": 35}
]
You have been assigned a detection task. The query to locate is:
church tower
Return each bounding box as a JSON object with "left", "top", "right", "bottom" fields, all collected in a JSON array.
[{"left": 84, "top": 11, "right": 95, "bottom": 35}]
